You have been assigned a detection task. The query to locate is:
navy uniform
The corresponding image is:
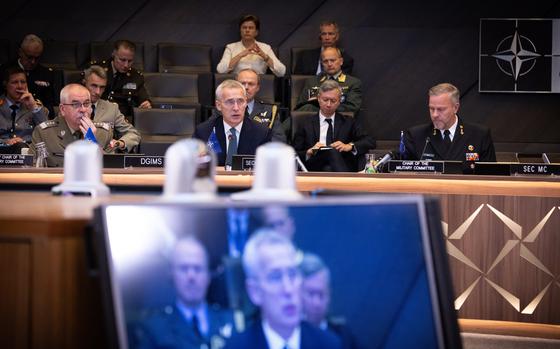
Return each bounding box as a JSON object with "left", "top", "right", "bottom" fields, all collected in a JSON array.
[
  {"left": 29, "top": 115, "right": 113, "bottom": 167},
  {"left": 296, "top": 73, "right": 362, "bottom": 114},
  {"left": 0, "top": 95, "right": 48, "bottom": 148},
  {"left": 90, "top": 59, "right": 150, "bottom": 121},
  {"left": 0, "top": 61, "right": 56, "bottom": 117}
]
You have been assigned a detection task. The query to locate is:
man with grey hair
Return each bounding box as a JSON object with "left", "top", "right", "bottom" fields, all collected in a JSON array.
[
  {"left": 82, "top": 65, "right": 140, "bottom": 152},
  {"left": 0, "top": 34, "right": 56, "bottom": 116},
  {"left": 224, "top": 231, "right": 341, "bottom": 349},
  {"left": 402, "top": 82, "right": 496, "bottom": 162},
  {"left": 293, "top": 80, "right": 374, "bottom": 172},
  {"left": 194, "top": 79, "right": 271, "bottom": 168},
  {"left": 300, "top": 253, "right": 359, "bottom": 349}
]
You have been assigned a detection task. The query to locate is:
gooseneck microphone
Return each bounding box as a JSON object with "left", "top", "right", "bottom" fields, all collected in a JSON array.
[
  {"left": 373, "top": 151, "right": 394, "bottom": 172},
  {"left": 420, "top": 137, "right": 431, "bottom": 160}
]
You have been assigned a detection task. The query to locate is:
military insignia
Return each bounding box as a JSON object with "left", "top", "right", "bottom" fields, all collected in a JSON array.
[
  {"left": 48, "top": 67, "right": 53, "bottom": 72},
  {"left": 94, "top": 122, "right": 112, "bottom": 131},
  {"left": 39, "top": 120, "right": 56, "bottom": 129},
  {"left": 468, "top": 144, "right": 474, "bottom": 151},
  {"left": 126, "top": 72, "right": 131, "bottom": 77},
  {"left": 60, "top": 130, "right": 66, "bottom": 137},
  {"left": 123, "top": 82, "right": 137, "bottom": 90},
  {"left": 433, "top": 128, "right": 437, "bottom": 136},
  {"left": 338, "top": 73, "right": 347, "bottom": 83},
  {"left": 459, "top": 124, "right": 464, "bottom": 135},
  {"left": 319, "top": 75, "right": 327, "bottom": 82},
  {"left": 465, "top": 152, "right": 479, "bottom": 161},
  {"left": 253, "top": 116, "right": 262, "bottom": 123},
  {"left": 34, "top": 80, "right": 50, "bottom": 87}
]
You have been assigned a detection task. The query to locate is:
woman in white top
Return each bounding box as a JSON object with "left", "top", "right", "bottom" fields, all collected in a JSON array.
[{"left": 217, "top": 14, "right": 286, "bottom": 77}]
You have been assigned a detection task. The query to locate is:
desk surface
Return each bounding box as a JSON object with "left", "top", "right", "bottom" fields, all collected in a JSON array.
[{"left": 1, "top": 168, "right": 560, "bottom": 197}]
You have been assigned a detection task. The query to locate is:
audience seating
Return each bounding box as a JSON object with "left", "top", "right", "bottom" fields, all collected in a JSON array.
[
  {"left": 62, "top": 69, "right": 83, "bottom": 85},
  {"left": 90, "top": 41, "right": 145, "bottom": 71},
  {"left": 41, "top": 40, "right": 79, "bottom": 70},
  {"left": 214, "top": 73, "right": 278, "bottom": 104},
  {"left": 288, "top": 75, "right": 314, "bottom": 111},
  {"left": 143, "top": 72, "right": 202, "bottom": 120},
  {"left": 157, "top": 43, "right": 212, "bottom": 74},
  {"left": 290, "top": 47, "right": 314, "bottom": 75},
  {"left": 134, "top": 107, "right": 197, "bottom": 155},
  {"left": 0, "top": 39, "right": 10, "bottom": 64}
]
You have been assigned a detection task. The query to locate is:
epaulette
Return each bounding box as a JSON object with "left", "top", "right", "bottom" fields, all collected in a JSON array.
[
  {"left": 39, "top": 120, "right": 57, "bottom": 130},
  {"left": 319, "top": 75, "right": 328, "bottom": 83},
  {"left": 94, "top": 122, "right": 112, "bottom": 131},
  {"left": 338, "top": 73, "right": 347, "bottom": 83}
]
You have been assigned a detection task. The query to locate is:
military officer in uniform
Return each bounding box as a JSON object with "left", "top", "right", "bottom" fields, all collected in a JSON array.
[
  {"left": 296, "top": 47, "right": 361, "bottom": 114},
  {"left": 210, "top": 69, "right": 285, "bottom": 142},
  {"left": 30, "top": 84, "right": 112, "bottom": 167},
  {"left": 82, "top": 65, "right": 141, "bottom": 152},
  {"left": 90, "top": 39, "right": 151, "bottom": 121},
  {"left": 0, "top": 34, "right": 56, "bottom": 117},
  {"left": 0, "top": 66, "right": 48, "bottom": 154}
]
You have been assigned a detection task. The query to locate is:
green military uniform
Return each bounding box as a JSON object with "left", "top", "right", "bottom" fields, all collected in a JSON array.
[
  {"left": 295, "top": 73, "right": 362, "bottom": 114},
  {"left": 90, "top": 59, "right": 150, "bottom": 120},
  {"left": 93, "top": 99, "right": 141, "bottom": 152},
  {"left": 30, "top": 115, "right": 112, "bottom": 167},
  {"left": 248, "top": 100, "right": 286, "bottom": 142}
]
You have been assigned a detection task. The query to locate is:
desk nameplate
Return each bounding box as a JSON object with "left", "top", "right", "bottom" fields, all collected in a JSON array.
[
  {"left": 389, "top": 160, "right": 445, "bottom": 173},
  {"left": 0, "top": 154, "right": 33, "bottom": 167}
]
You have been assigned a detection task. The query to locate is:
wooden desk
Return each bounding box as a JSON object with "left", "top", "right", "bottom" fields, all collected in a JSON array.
[{"left": 1, "top": 170, "right": 559, "bottom": 348}]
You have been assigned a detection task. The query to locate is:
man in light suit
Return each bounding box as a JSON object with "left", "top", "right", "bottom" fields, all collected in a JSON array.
[
  {"left": 194, "top": 79, "right": 271, "bottom": 168},
  {"left": 83, "top": 65, "right": 140, "bottom": 153},
  {"left": 135, "top": 236, "right": 236, "bottom": 349},
  {"left": 0, "top": 66, "right": 48, "bottom": 154},
  {"left": 224, "top": 230, "right": 341, "bottom": 349},
  {"left": 293, "top": 80, "right": 374, "bottom": 172}
]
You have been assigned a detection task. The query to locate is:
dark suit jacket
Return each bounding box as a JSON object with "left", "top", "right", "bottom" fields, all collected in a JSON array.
[
  {"left": 193, "top": 115, "right": 272, "bottom": 166},
  {"left": 293, "top": 112, "right": 375, "bottom": 171},
  {"left": 135, "top": 303, "right": 235, "bottom": 349},
  {"left": 403, "top": 117, "right": 496, "bottom": 162},
  {"left": 328, "top": 319, "right": 360, "bottom": 349},
  {"left": 224, "top": 321, "right": 342, "bottom": 349},
  {"left": 293, "top": 47, "right": 354, "bottom": 75}
]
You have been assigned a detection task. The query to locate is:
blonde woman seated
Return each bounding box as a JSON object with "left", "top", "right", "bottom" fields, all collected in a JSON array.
[{"left": 217, "top": 14, "right": 286, "bottom": 77}]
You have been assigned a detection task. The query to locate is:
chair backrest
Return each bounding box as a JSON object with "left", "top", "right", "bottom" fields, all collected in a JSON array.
[
  {"left": 62, "top": 69, "right": 83, "bottom": 86},
  {"left": 290, "top": 47, "right": 315, "bottom": 75},
  {"left": 90, "top": 41, "right": 145, "bottom": 71},
  {"left": 134, "top": 108, "right": 196, "bottom": 136},
  {"left": 289, "top": 75, "right": 313, "bottom": 111},
  {"left": 144, "top": 72, "right": 199, "bottom": 102},
  {"left": 41, "top": 40, "right": 78, "bottom": 70},
  {"left": 158, "top": 43, "right": 212, "bottom": 73},
  {"left": 289, "top": 111, "right": 316, "bottom": 142},
  {"left": 0, "top": 39, "right": 10, "bottom": 64},
  {"left": 214, "top": 73, "right": 277, "bottom": 104}
]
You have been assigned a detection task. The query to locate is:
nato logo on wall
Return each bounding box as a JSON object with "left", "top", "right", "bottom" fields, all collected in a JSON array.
[{"left": 479, "top": 18, "right": 560, "bottom": 93}]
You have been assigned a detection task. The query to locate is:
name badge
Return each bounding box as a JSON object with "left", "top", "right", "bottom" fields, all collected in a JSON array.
[
  {"left": 388, "top": 160, "right": 445, "bottom": 173},
  {"left": 0, "top": 154, "right": 33, "bottom": 167},
  {"left": 510, "top": 164, "right": 560, "bottom": 176},
  {"left": 232, "top": 155, "right": 255, "bottom": 171},
  {"left": 124, "top": 155, "right": 164, "bottom": 167}
]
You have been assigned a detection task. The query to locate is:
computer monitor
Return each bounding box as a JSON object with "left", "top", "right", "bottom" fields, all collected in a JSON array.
[{"left": 92, "top": 195, "right": 461, "bottom": 349}]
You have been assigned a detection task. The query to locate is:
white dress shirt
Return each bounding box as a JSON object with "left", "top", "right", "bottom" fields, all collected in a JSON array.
[
  {"left": 223, "top": 120, "right": 243, "bottom": 153},
  {"left": 319, "top": 112, "right": 336, "bottom": 145},
  {"left": 262, "top": 320, "right": 301, "bottom": 349},
  {"left": 216, "top": 40, "right": 286, "bottom": 77}
]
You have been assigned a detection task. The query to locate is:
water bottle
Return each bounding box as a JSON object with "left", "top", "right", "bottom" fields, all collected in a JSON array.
[{"left": 35, "top": 141, "right": 48, "bottom": 168}]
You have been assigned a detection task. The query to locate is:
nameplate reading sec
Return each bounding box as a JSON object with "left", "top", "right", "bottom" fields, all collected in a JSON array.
[
  {"left": 388, "top": 160, "right": 445, "bottom": 173},
  {"left": 124, "top": 156, "right": 165, "bottom": 168},
  {"left": 232, "top": 155, "right": 255, "bottom": 171},
  {"left": 510, "top": 163, "right": 560, "bottom": 176},
  {"left": 0, "top": 154, "right": 33, "bottom": 167}
]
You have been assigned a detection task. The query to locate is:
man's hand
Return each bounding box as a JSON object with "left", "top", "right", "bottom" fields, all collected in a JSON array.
[
  {"left": 17, "top": 89, "right": 38, "bottom": 111},
  {"left": 331, "top": 141, "right": 352, "bottom": 152},
  {"left": 79, "top": 116, "right": 97, "bottom": 136},
  {"left": 108, "top": 139, "right": 125, "bottom": 150},
  {"left": 139, "top": 100, "right": 152, "bottom": 109},
  {"left": 5, "top": 137, "right": 25, "bottom": 146},
  {"left": 306, "top": 142, "right": 326, "bottom": 157}
]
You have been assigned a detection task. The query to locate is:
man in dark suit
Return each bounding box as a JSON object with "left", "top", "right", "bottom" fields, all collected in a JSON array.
[
  {"left": 403, "top": 83, "right": 496, "bottom": 162},
  {"left": 194, "top": 79, "right": 271, "bottom": 169},
  {"left": 293, "top": 80, "right": 374, "bottom": 172},
  {"left": 224, "top": 231, "right": 341, "bottom": 349},
  {"left": 0, "top": 34, "right": 56, "bottom": 117},
  {"left": 292, "top": 21, "right": 354, "bottom": 75},
  {"left": 300, "top": 253, "right": 360, "bottom": 349},
  {"left": 296, "top": 47, "right": 361, "bottom": 114},
  {"left": 135, "top": 236, "right": 236, "bottom": 349}
]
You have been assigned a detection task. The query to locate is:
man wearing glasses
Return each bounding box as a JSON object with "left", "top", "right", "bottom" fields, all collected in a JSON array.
[
  {"left": 0, "top": 34, "right": 56, "bottom": 117},
  {"left": 194, "top": 80, "right": 271, "bottom": 169},
  {"left": 90, "top": 40, "right": 151, "bottom": 121},
  {"left": 30, "top": 84, "right": 112, "bottom": 167},
  {"left": 224, "top": 230, "right": 341, "bottom": 349}
]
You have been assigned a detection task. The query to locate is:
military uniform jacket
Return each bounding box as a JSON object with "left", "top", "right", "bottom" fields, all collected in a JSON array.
[
  {"left": 0, "top": 60, "right": 56, "bottom": 116},
  {"left": 296, "top": 73, "right": 362, "bottom": 113},
  {"left": 93, "top": 99, "right": 141, "bottom": 152},
  {"left": 30, "top": 115, "right": 112, "bottom": 167},
  {"left": 134, "top": 303, "right": 236, "bottom": 349},
  {"left": 403, "top": 117, "right": 496, "bottom": 162},
  {"left": 94, "top": 59, "right": 150, "bottom": 117},
  {"left": 0, "top": 95, "right": 48, "bottom": 143},
  {"left": 292, "top": 47, "right": 354, "bottom": 75}
]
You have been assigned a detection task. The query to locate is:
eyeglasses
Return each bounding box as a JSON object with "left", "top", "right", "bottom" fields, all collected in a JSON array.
[
  {"left": 263, "top": 266, "right": 301, "bottom": 288},
  {"left": 221, "top": 98, "right": 247, "bottom": 108},
  {"left": 62, "top": 101, "right": 92, "bottom": 109},
  {"left": 21, "top": 51, "right": 41, "bottom": 62}
]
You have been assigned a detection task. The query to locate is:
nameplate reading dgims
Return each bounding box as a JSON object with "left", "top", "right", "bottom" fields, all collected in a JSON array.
[
  {"left": 388, "top": 160, "right": 445, "bottom": 173},
  {"left": 0, "top": 154, "right": 33, "bottom": 167},
  {"left": 510, "top": 164, "right": 560, "bottom": 176},
  {"left": 124, "top": 156, "right": 165, "bottom": 168}
]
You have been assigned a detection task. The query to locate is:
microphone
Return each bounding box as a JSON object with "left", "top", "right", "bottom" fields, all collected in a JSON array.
[
  {"left": 373, "top": 151, "right": 393, "bottom": 172},
  {"left": 420, "top": 137, "right": 431, "bottom": 160}
]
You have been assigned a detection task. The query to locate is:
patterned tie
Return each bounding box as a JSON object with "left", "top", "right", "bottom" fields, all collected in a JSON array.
[
  {"left": 226, "top": 127, "right": 238, "bottom": 167},
  {"left": 325, "top": 118, "right": 334, "bottom": 146},
  {"left": 443, "top": 129, "right": 451, "bottom": 149},
  {"left": 9, "top": 104, "right": 18, "bottom": 134}
]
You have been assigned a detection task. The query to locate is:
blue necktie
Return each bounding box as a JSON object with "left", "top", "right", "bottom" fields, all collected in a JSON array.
[
  {"left": 9, "top": 104, "right": 18, "bottom": 135},
  {"left": 226, "top": 127, "right": 237, "bottom": 167}
]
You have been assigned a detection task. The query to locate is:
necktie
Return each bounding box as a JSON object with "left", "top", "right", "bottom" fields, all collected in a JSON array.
[
  {"left": 9, "top": 104, "right": 18, "bottom": 134},
  {"left": 226, "top": 127, "right": 238, "bottom": 167},
  {"left": 91, "top": 104, "right": 96, "bottom": 118},
  {"left": 443, "top": 129, "right": 451, "bottom": 148},
  {"left": 191, "top": 314, "right": 202, "bottom": 339},
  {"left": 325, "top": 118, "right": 334, "bottom": 146}
]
